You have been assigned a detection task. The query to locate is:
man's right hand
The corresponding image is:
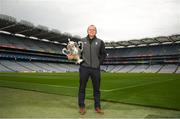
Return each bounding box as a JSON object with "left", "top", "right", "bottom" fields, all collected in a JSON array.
[{"left": 67, "top": 54, "right": 74, "bottom": 60}]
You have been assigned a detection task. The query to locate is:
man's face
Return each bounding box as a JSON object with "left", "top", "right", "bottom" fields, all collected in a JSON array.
[{"left": 87, "top": 25, "right": 96, "bottom": 38}]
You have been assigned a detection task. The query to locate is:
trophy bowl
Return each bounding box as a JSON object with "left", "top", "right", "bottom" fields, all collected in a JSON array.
[{"left": 62, "top": 39, "right": 83, "bottom": 64}]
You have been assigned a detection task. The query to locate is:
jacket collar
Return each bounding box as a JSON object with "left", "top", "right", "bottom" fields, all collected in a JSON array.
[{"left": 86, "top": 35, "right": 97, "bottom": 40}]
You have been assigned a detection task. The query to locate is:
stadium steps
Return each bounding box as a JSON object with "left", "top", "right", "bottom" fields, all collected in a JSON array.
[
  {"left": 175, "top": 66, "right": 180, "bottom": 74},
  {"left": 0, "top": 61, "right": 15, "bottom": 72},
  {"left": 174, "top": 65, "right": 179, "bottom": 73},
  {"left": 129, "top": 65, "right": 148, "bottom": 73},
  {"left": 0, "top": 62, "right": 14, "bottom": 72},
  {"left": 127, "top": 65, "right": 137, "bottom": 73},
  {"left": 111, "top": 65, "right": 120, "bottom": 72},
  {"left": 158, "top": 64, "right": 177, "bottom": 73},
  {"left": 117, "top": 65, "right": 126, "bottom": 72},
  {"left": 35, "top": 62, "right": 58, "bottom": 72},
  {"left": 140, "top": 65, "right": 150, "bottom": 73},
  {"left": 104, "top": 65, "right": 108, "bottom": 71},
  {"left": 13, "top": 61, "right": 32, "bottom": 72},
  {"left": 46, "top": 63, "right": 61, "bottom": 71},
  {"left": 112, "top": 65, "right": 125, "bottom": 72},
  {"left": 107, "top": 65, "right": 116, "bottom": 72},
  {"left": 16, "top": 61, "right": 34, "bottom": 72},
  {"left": 16, "top": 62, "right": 41, "bottom": 72},
  {"left": 117, "top": 65, "right": 133, "bottom": 73},
  {"left": 46, "top": 63, "right": 66, "bottom": 72},
  {"left": 67, "top": 64, "right": 79, "bottom": 72},
  {"left": 60, "top": 64, "right": 73, "bottom": 72},
  {"left": 145, "top": 65, "right": 150, "bottom": 70},
  {"left": 173, "top": 65, "right": 178, "bottom": 74},
  {"left": 32, "top": 62, "right": 49, "bottom": 72},
  {"left": 47, "top": 63, "right": 66, "bottom": 72},
  {"left": 157, "top": 65, "right": 164, "bottom": 73}
]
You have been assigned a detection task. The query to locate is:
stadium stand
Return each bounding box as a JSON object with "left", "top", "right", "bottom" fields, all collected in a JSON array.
[
  {"left": 104, "top": 35, "right": 180, "bottom": 73},
  {"left": 0, "top": 60, "right": 31, "bottom": 72},
  {"left": 158, "top": 64, "right": 178, "bottom": 73},
  {"left": 0, "top": 14, "right": 180, "bottom": 73},
  {"left": 143, "top": 65, "right": 163, "bottom": 73},
  {"left": 129, "top": 65, "right": 149, "bottom": 73}
]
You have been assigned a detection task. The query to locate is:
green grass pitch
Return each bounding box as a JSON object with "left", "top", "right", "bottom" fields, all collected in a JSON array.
[{"left": 0, "top": 72, "right": 180, "bottom": 110}]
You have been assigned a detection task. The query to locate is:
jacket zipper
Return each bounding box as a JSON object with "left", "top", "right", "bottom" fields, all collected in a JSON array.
[{"left": 90, "top": 41, "right": 92, "bottom": 67}]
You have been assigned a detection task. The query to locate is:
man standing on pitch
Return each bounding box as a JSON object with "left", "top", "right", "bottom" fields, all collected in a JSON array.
[{"left": 68, "top": 25, "right": 106, "bottom": 115}]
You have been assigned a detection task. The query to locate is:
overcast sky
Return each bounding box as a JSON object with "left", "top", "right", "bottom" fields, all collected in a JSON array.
[{"left": 0, "top": 0, "right": 180, "bottom": 42}]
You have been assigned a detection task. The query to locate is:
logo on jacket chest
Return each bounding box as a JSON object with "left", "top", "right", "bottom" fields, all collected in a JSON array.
[{"left": 83, "top": 41, "right": 99, "bottom": 48}]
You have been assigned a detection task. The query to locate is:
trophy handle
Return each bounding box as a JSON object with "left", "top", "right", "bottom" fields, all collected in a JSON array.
[
  {"left": 78, "top": 41, "right": 83, "bottom": 52},
  {"left": 62, "top": 48, "right": 68, "bottom": 55}
]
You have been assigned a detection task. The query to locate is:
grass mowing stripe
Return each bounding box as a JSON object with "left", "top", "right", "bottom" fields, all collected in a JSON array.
[
  {"left": 0, "top": 80, "right": 78, "bottom": 96},
  {"left": 0, "top": 79, "right": 94, "bottom": 91},
  {"left": 0, "top": 79, "right": 94, "bottom": 97}
]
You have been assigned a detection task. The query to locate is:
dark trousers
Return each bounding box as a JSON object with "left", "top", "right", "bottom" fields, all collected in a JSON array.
[{"left": 78, "top": 66, "right": 101, "bottom": 109}]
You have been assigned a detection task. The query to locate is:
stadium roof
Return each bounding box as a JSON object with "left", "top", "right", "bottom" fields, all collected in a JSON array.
[
  {"left": 0, "top": 14, "right": 180, "bottom": 48},
  {"left": 0, "top": 14, "right": 80, "bottom": 43},
  {"left": 105, "top": 35, "right": 180, "bottom": 48}
]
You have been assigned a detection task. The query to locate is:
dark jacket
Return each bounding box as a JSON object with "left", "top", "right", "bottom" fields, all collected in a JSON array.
[{"left": 80, "top": 36, "right": 106, "bottom": 69}]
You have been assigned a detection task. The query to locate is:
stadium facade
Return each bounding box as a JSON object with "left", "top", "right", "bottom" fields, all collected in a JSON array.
[{"left": 0, "top": 14, "right": 180, "bottom": 73}]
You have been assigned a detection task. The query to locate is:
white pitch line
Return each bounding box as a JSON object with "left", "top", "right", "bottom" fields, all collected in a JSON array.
[
  {"left": 102, "top": 79, "right": 174, "bottom": 92},
  {"left": 39, "top": 83, "right": 95, "bottom": 91},
  {"left": 0, "top": 79, "right": 174, "bottom": 93},
  {"left": 0, "top": 80, "right": 97, "bottom": 91}
]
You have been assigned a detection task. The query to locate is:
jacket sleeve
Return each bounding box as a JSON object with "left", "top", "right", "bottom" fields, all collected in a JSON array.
[{"left": 99, "top": 40, "right": 107, "bottom": 64}]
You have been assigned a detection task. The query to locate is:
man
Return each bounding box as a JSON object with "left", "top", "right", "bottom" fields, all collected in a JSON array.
[{"left": 68, "top": 25, "right": 106, "bottom": 115}]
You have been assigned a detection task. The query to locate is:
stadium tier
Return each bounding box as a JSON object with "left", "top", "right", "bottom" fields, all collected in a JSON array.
[
  {"left": 0, "top": 32, "right": 179, "bottom": 73},
  {"left": 0, "top": 33, "right": 64, "bottom": 54},
  {"left": 0, "top": 14, "right": 180, "bottom": 73},
  {"left": 106, "top": 43, "right": 180, "bottom": 57}
]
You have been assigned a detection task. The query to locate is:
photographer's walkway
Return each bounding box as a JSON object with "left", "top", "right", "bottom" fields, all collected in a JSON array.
[{"left": 0, "top": 87, "right": 180, "bottom": 118}]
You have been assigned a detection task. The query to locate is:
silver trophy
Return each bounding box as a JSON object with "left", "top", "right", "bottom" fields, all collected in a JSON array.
[{"left": 62, "top": 38, "right": 83, "bottom": 64}]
